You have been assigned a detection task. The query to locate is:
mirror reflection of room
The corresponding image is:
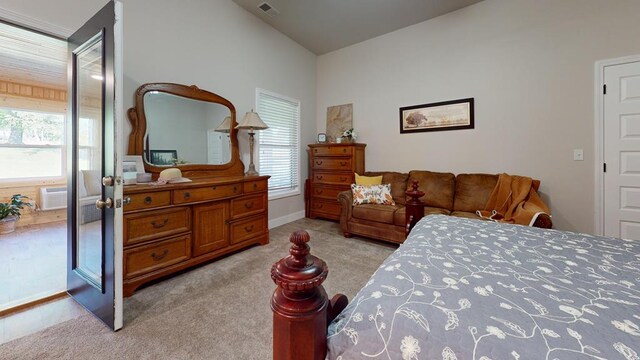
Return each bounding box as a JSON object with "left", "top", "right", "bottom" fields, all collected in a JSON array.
[{"left": 143, "top": 91, "right": 232, "bottom": 166}]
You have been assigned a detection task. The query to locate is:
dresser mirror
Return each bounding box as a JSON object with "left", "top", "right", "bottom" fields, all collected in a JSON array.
[{"left": 127, "top": 83, "right": 244, "bottom": 177}]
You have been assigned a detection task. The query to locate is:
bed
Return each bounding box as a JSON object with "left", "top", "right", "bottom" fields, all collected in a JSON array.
[{"left": 271, "top": 215, "right": 640, "bottom": 360}]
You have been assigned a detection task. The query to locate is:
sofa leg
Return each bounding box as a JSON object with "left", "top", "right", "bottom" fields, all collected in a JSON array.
[{"left": 343, "top": 232, "right": 352, "bottom": 238}]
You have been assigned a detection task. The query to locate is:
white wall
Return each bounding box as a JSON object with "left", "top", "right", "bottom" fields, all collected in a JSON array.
[
  {"left": 0, "top": 0, "right": 316, "bottom": 222},
  {"left": 316, "top": 0, "right": 640, "bottom": 233}
]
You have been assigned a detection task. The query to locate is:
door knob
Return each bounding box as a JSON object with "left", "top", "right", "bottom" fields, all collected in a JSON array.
[
  {"left": 95, "top": 198, "right": 113, "bottom": 209},
  {"left": 102, "top": 176, "right": 114, "bottom": 187}
]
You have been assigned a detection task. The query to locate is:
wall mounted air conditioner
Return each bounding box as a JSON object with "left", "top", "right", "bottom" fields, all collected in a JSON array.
[{"left": 39, "top": 187, "right": 67, "bottom": 210}]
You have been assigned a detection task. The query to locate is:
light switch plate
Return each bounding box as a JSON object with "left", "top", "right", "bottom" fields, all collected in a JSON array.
[{"left": 573, "top": 149, "right": 584, "bottom": 161}]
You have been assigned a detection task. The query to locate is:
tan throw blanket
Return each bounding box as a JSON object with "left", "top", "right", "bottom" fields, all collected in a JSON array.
[{"left": 476, "top": 173, "right": 550, "bottom": 226}]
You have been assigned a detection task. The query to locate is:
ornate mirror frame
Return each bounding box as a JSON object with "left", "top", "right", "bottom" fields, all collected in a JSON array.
[{"left": 127, "top": 83, "right": 244, "bottom": 178}]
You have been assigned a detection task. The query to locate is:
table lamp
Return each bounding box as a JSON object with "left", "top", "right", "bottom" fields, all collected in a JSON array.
[{"left": 235, "top": 110, "right": 268, "bottom": 176}]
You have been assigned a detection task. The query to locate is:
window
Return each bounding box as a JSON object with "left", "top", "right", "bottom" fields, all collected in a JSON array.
[
  {"left": 0, "top": 108, "right": 66, "bottom": 180},
  {"left": 256, "top": 89, "right": 301, "bottom": 199}
]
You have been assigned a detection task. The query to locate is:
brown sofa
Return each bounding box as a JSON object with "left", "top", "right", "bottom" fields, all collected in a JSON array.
[{"left": 338, "top": 170, "right": 552, "bottom": 244}]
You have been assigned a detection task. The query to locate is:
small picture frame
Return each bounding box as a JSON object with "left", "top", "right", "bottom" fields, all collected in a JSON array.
[
  {"left": 123, "top": 155, "right": 145, "bottom": 185},
  {"left": 317, "top": 133, "right": 327, "bottom": 143},
  {"left": 150, "top": 150, "right": 178, "bottom": 166}
]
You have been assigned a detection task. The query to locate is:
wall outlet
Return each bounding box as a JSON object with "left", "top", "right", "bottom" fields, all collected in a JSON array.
[{"left": 573, "top": 149, "right": 584, "bottom": 161}]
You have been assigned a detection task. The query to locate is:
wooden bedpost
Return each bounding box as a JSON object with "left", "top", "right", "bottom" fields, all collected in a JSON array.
[
  {"left": 271, "top": 230, "right": 347, "bottom": 360},
  {"left": 405, "top": 180, "right": 425, "bottom": 236}
]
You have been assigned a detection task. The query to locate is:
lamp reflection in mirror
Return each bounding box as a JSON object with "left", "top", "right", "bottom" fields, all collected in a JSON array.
[
  {"left": 215, "top": 116, "right": 232, "bottom": 133},
  {"left": 235, "top": 110, "right": 268, "bottom": 176}
]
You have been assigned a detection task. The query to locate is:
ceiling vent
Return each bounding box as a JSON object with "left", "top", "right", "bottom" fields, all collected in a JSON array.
[{"left": 257, "top": 2, "right": 280, "bottom": 17}]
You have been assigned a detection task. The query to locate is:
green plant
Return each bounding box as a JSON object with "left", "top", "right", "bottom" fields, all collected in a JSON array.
[{"left": 0, "top": 194, "right": 32, "bottom": 221}]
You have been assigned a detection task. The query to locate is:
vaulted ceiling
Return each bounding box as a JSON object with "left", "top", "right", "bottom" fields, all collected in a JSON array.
[{"left": 232, "top": 0, "right": 483, "bottom": 55}]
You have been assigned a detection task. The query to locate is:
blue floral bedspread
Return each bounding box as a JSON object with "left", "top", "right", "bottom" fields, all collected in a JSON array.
[{"left": 327, "top": 215, "right": 640, "bottom": 360}]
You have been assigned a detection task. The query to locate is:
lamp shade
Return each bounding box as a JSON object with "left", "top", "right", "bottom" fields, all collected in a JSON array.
[
  {"left": 215, "top": 116, "right": 232, "bottom": 133},
  {"left": 235, "top": 110, "right": 268, "bottom": 130}
]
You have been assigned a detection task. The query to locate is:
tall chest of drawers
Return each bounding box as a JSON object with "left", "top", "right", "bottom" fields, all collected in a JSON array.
[
  {"left": 122, "top": 176, "right": 269, "bottom": 296},
  {"left": 308, "top": 143, "right": 365, "bottom": 220}
]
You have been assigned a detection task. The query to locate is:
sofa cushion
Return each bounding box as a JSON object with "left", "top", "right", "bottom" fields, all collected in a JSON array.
[
  {"left": 408, "top": 170, "right": 456, "bottom": 210},
  {"left": 393, "top": 207, "right": 451, "bottom": 226},
  {"left": 365, "top": 171, "right": 409, "bottom": 205},
  {"left": 82, "top": 169, "right": 102, "bottom": 196},
  {"left": 453, "top": 173, "right": 498, "bottom": 212},
  {"left": 353, "top": 204, "right": 400, "bottom": 224},
  {"left": 355, "top": 173, "right": 382, "bottom": 185}
]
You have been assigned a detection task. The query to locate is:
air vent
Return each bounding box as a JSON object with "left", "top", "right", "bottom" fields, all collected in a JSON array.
[{"left": 257, "top": 2, "right": 280, "bottom": 17}]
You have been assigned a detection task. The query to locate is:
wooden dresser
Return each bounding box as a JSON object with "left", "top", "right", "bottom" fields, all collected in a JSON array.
[
  {"left": 122, "top": 175, "right": 269, "bottom": 296},
  {"left": 308, "top": 143, "right": 365, "bottom": 220}
]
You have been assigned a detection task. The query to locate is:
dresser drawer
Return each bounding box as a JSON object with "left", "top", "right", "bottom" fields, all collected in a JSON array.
[
  {"left": 173, "top": 183, "right": 240, "bottom": 204},
  {"left": 243, "top": 179, "right": 267, "bottom": 193},
  {"left": 310, "top": 186, "right": 345, "bottom": 201},
  {"left": 312, "top": 171, "right": 353, "bottom": 186},
  {"left": 124, "top": 234, "right": 191, "bottom": 279},
  {"left": 124, "top": 207, "right": 191, "bottom": 246},
  {"left": 230, "top": 215, "right": 266, "bottom": 244},
  {"left": 124, "top": 191, "right": 171, "bottom": 212},
  {"left": 312, "top": 157, "right": 352, "bottom": 171},
  {"left": 231, "top": 193, "right": 266, "bottom": 219},
  {"left": 310, "top": 198, "right": 342, "bottom": 217},
  {"left": 311, "top": 146, "right": 353, "bottom": 157}
]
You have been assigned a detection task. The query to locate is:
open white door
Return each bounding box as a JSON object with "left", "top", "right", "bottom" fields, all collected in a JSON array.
[{"left": 67, "top": 0, "right": 123, "bottom": 330}]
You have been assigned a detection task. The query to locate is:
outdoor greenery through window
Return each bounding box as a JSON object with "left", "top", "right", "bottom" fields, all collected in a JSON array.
[
  {"left": 0, "top": 108, "right": 66, "bottom": 180},
  {"left": 257, "top": 89, "right": 300, "bottom": 198}
]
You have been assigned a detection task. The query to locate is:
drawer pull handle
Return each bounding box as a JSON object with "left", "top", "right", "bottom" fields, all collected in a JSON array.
[
  {"left": 314, "top": 204, "right": 323, "bottom": 209},
  {"left": 212, "top": 186, "right": 217, "bottom": 190},
  {"left": 233, "top": 186, "right": 238, "bottom": 193},
  {"left": 340, "top": 177, "right": 347, "bottom": 182},
  {"left": 151, "top": 219, "right": 169, "bottom": 228},
  {"left": 244, "top": 225, "right": 254, "bottom": 232},
  {"left": 253, "top": 183, "right": 258, "bottom": 189},
  {"left": 184, "top": 192, "right": 191, "bottom": 199},
  {"left": 151, "top": 249, "right": 169, "bottom": 261},
  {"left": 343, "top": 148, "right": 347, "bottom": 153},
  {"left": 315, "top": 160, "right": 323, "bottom": 165},
  {"left": 144, "top": 196, "right": 152, "bottom": 204},
  {"left": 316, "top": 176, "right": 323, "bottom": 180},
  {"left": 244, "top": 202, "right": 254, "bottom": 209},
  {"left": 314, "top": 149, "right": 318, "bottom": 153},
  {"left": 123, "top": 196, "right": 131, "bottom": 205},
  {"left": 340, "top": 161, "right": 347, "bottom": 166},
  {"left": 315, "top": 189, "right": 323, "bottom": 194}
]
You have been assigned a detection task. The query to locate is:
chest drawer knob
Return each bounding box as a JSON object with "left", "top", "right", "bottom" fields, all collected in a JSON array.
[
  {"left": 123, "top": 196, "right": 131, "bottom": 205},
  {"left": 151, "top": 219, "right": 169, "bottom": 228},
  {"left": 212, "top": 186, "right": 217, "bottom": 190},
  {"left": 315, "top": 160, "right": 323, "bottom": 165},
  {"left": 144, "top": 196, "right": 152, "bottom": 204},
  {"left": 316, "top": 175, "right": 323, "bottom": 180},
  {"left": 244, "top": 201, "right": 254, "bottom": 209},
  {"left": 184, "top": 192, "right": 191, "bottom": 199},
  {"left": 340, "top": 161, "right": 347, "bottom": 166},
  {"left": 253, "top": 183, "right": 258, "bottom": 189},
  {"left": 343, "top": 148, "right": 347, "bottom": 153},
  {"left": 234, "top": 186, "right": 238, "bottom": 193},
  {"left": 151, "top": 249, "right": 169, "bottom": 261},
  {"left": 244, "top": 225, "right": 254, "bottom": 232},
  {"left": 315, "top": 189, "right": 323, "bottom": 195},
  {"left": 314, "top": 203, "right": 323, "bottom": 209}
]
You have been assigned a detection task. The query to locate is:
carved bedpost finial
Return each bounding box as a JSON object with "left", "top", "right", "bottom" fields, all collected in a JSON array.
[
  {"left": 271, "top": 230, "right": 330, "bottom": 360},
  {"left": 405, "top": 180, "right": 425, "bottom": 236}
]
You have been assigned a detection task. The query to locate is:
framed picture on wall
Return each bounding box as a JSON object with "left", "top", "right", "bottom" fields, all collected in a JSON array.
[
  {"left": 400, "top": 98, "right": 474, "bottom": 134},
  {"left": 150, "top": 150, "right": 178, "bottom": 166}
]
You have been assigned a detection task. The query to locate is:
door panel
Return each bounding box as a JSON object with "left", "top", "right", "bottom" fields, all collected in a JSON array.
[
  {"left": 67, "top": 0, "right": 123, "bottom": 330},
  {"left": 603, "top": 60, "right": 640, "bottom": 239},
  {"left": 193, "top": 202, "right": 229, "bottom": 256}
]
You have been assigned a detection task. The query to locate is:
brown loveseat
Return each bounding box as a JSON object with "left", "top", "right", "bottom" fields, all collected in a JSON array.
[{"left": 338, "top": 170, "right": 552, "bottom": 244}]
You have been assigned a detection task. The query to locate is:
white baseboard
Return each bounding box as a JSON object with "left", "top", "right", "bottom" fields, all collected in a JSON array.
[{"left": 269, "top": 210, "right": 306, "bottom": 229}]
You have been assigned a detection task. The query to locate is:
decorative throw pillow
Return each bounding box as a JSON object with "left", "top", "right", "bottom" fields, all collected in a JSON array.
[
  {"left": 355, "top": 173, "right": 383, "bottom": 186},
  {"left": 351, "top": 184, "right": 396, "bottom": 205}
]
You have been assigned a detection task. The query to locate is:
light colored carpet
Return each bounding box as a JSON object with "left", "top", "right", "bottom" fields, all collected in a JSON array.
[{"left": 0, "top": 218, "right": 396, "bottom": 360}]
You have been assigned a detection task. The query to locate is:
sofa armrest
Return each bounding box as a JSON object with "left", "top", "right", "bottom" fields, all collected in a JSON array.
[{"left": 337, "top": 190, "right": 353, "bottom": 235}]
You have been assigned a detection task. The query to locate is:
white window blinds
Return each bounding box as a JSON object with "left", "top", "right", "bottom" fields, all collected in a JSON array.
[{"left": 257, "top": 89, "right": 300, "bottom": 197}]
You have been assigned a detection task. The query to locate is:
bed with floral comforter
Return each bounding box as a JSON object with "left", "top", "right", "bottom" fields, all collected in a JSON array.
[{"left": 327, "top": 215, "right": 640, "bottom": 360}]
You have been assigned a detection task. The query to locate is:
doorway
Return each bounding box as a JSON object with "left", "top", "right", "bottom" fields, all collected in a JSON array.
[
  {"left": 596, "top": 55, "right": 640, "bottom": 239},
  {"left": 0, "top": 21, "right": 69, "bottom": 312}
]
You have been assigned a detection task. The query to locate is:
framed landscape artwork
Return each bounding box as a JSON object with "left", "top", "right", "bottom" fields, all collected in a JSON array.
[
  {"left": 400, "top": 98, "right": 474, "bottom": 134},
  {"left": 150, "top": 150, "right": 177, "bottom": 166}
]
